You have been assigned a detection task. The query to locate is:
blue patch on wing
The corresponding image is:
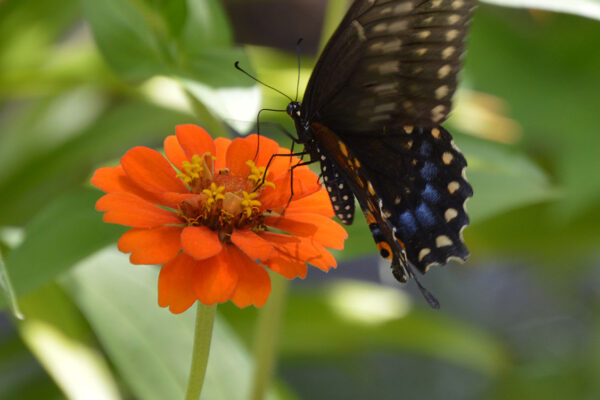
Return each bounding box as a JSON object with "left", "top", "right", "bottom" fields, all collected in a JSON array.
[
  {"left": 398, "top": 210, "right": 418, "bottom": 237},
  {"left": 420, "top": 141, "right": 433, "bottom": 156},
  {"left": 421, "top": 184, "right": 440, "bottom": 203},
  {"left": 420, "top": 161, "right": 438, "bottom": 180},
  {"left": 416, "top": 202, "right": 436, "bottom": 227}
]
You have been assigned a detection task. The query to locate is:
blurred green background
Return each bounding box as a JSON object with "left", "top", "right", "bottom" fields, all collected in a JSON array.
[{"left": 1, "top": 0, "right": 600, "bottom": 399}]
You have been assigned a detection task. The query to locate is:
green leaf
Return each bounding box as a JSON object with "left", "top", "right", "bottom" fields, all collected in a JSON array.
[
  {"left": 0, "top": 250, "right": 23, "bottom": 319},
  {"left": 458, "top": 134, "right": 560, "bottom": 223},
  {"left": 221, "top": 280, "right": 509, "bottom": 376},
  {"left": 0, "top": 188, "right": 124, "bottom": 310},
  {"left": 16, "top": 284, "right": 122, "bottom": 400},
  {"left": 466, "top": 8, "right": 600, "bottom": 219},
  {"left": 480, "top": 0, "right": 600, "bottom": 21},
  {"left": 0, "top": 100, "right": 187, "bottom": 225},
  {"left": 63, "top": 248, "right": 280, "bottom": 400}
]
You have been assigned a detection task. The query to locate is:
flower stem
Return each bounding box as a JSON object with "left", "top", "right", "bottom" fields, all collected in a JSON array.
[
  {"left": 250, "top": 273, "right": 289, "bottom": 400},
  {"left": 184, "top": 303, "right": 217, "bottom": 400}
]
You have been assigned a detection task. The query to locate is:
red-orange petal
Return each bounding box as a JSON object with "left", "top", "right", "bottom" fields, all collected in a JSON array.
[
  {"left": 181, "top": 226, "right": 222, "bottom": 260},
  {"left": 96, "top": 192, "right": 182, "bottom": 228},
  {"left": 265, "top": 255, "right": 307, "bottom": 279},
  {"left": 192, "top": 247, "right": 239, "bottom": 305},
  {"left": 158, "top": 253, "right": 198, "bottom": 314},
  {"left": 121, "top": 147, "right": 188, "bottom": 194},
  {"left": 264, "top": 213, "right": 347, "bottom": 250},
  {"left": 176, "top": 124, "right": 216, "bottom": 160},
  {"left": 229, "top": 246, "right": 271, "bottom": 308},
  {"left": 91, "top": 166, "right": 166, "bottom": 205},
  {"left": 118, "top": 226, "right": 182, "bottom": 265},
  {"left": 260, "top": 168, "right": 321, "bottom": 209},
  {"left": 214, "top": 137, "right": 231, "bottom": 171},
  {"left": 231, "top": 229, "right": 274, "bottom": 261},
  {"left": 226, "top": 135, "right": 279, "bottom": 176},
  {"left": 164, "top": 135, "right": 188, "bottom": 171},
  {"left": 261, "top": 231, "right": 336, "bottom": 272},
  {"left": 285, "top": 188, "right": 335, "bottom": 218}
]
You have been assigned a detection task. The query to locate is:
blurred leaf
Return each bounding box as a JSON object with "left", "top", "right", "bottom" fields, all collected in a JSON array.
[
  {"left": 0, "top": 188, "right": 124, "bottom": 310},
  {"left": 16, "top": 284, "right": 122, "bottom": 400},
  {"left": 0, "top": 327, "right": 64, "bottom": 400},
  {"left": 222, "top": 280, "right": 509, "bottom": 376},
  {"left": 0, "top": 0, "right": 79, "bottom": 73},
  {"left": 63, "top": 248, "right": 281, "bottom": 400},
  {"left": 0, "top": 251, "right": 23, "bottom": 319},
  {"left": 466, "top": 8, "right": 600, "bottom": 219},
  {"left": 0, "top": 100, "right": 188, "bottom": 225},
  {"left": 458, "top": 134, "right": 560, "bottom": 222},
  {"left": 481, "top": 0, "right": 600, "bottom": 21}
]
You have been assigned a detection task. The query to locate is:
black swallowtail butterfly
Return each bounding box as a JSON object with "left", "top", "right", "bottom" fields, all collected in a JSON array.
[{"left": 283, "top": 0, "right": 475, "bottom": 308}]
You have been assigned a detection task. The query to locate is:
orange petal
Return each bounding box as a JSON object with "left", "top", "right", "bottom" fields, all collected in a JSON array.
[
  {"left": 158, "top": 253, "right": 198, "bottom": 314},
  {"left": 264, "top": 213, "right": 347, "bottom": 250},
  {"left": 192, "top": 247, "right": 239, "bottom": 305},
  {"left": 96, "top": 192, "right": 182, "bottom": 228},
  {"left": 231, "top": 229, "right": 274, "bottom": 261},
  {"left": 91, "top": 166, "right": 166, "bottom": 205},
  {"left": 226, "top": 135, "right": 279, "bottom": 176},
  {"left": 118, "top": 226, "right": 182, "bottom": 265},
  {"left": 181, "top": 226, "right": 222, "bottom": 260},
  {"left": 260, "top": 168, "right": 321, "bottom": 209},
  {"left": 176, "top": 124, "right": 216, "bottom": 160},
  {"left": 262, "top": 232, "right": 336, "bottom": 272},
  {"left": 265, "top": 255, "right": 307, "bottom": 279},
  {"left": 286, "top": 188, "right": 334, "bottom": 217},
  {"left": 229, "top": 246, "right": 271, "bottom": 308},
  {"left": 121, "top": 147, "right": 188, "bottom": 194},
  {"left": 214, "top": 137, "right": 231, "bottom": 171},
  {"left": 267, "top": 147, "right": 303, "bottom": 178},
  {"left": 164, "top": 135, "right": 188, "bottom": 170}
]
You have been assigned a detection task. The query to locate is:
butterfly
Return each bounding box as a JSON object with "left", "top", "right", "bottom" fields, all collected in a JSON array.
[{"left": 284, "top": 0, "right": 475, "bottom": 307}]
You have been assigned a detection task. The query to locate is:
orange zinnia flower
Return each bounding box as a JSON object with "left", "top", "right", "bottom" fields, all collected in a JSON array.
[{"left": 92, "top": 125, "right": 347, "bottom": 313}]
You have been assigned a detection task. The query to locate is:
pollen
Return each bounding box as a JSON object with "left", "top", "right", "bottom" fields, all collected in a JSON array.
[
  {"left": 247, "top": 160, "right": 275, "bottom": 189},
  {"left": 177, "top": 153, "right": 214, "bottom": 190},
  {"left": 241, "top": 191, "right": 262, "bottom": 217}
]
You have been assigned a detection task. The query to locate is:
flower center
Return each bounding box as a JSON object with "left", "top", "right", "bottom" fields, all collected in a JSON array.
[{"left": 176, "top": 154, "right": 275, "bottom": 236}]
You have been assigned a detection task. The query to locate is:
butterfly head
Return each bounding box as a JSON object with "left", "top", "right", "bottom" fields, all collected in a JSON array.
[{"left": 286, "top": 101, "right": 302, "bottom": 119}]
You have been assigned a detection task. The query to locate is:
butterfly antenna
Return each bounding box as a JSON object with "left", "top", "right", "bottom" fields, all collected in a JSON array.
[
  {"left": 295, "top": 38, "right": 303, "bottom": 101},
  {"left": 410, "top": 268, "right": 440, "bottom": 309},
  {"left": 235, "top": 61, "right": 293, "bottom": 102}
]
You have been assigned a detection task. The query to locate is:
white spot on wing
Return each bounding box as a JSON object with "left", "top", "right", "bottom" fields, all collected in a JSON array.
[
  {"left": 435, "top": 85, "right": 449, "bottom": 99},
  {"left": 442, "top": 152, "right": 454, "bottom": 164},
  {"left": 442, "top": 46, "right": 456, "bottom": 59},
  {"left": 374, "top": 103, "right": 396, "bottom": 113},
  {"left": 446, "top": 29, "right": 460, "bottom": 41},
  {"left": 388, "top": 20, "right": 409, "bottom": 33},
  {"left": 448, "top": 181, "right": 460, "bottom": 194},
  {"left": 352, "top": 20, "right": 366, "bottom": 41},
  {"left": 418, "top": 248, "right": 431, "bottom": 262},
  {"left": 444, "top": 208, "right": 458, "bottom": 222},
  {"left": 438, "top": 64, "right": 452, "bottom": 79},
  {"left": 436, "top": 235, "right": 453, "bottom": 248}
]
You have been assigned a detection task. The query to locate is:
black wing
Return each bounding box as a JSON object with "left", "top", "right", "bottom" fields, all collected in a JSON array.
[
  {"left": 303, "top": 0, "right": 474, "bottom": 130},
  {"left": 301, "top": 0, "right": 475, "bottom": 278}
]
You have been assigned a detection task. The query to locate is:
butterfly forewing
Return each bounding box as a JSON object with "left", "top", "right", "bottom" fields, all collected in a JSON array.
[{"left": 303, "top": 0, "right": 474, "bottom": 130}]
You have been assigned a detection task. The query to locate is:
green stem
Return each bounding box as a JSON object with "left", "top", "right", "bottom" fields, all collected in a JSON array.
[
  {"left": 250, "top": 273, "right": 289, "bottom": 400},
  {"left": 184, "top": 303, "right": 217, "bottom": 400}
]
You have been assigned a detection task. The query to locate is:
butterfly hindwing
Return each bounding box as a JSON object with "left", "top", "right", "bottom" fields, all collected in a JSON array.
[{"left": 345, "top": 125, "right": 471, "bottom": 272}]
